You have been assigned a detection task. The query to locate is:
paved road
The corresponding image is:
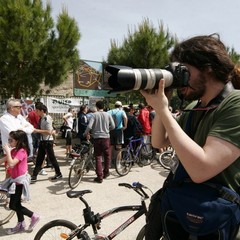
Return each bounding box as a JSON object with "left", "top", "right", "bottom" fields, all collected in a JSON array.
[{"left": 0, "top": 139, "right": 168, "bottom": 240}]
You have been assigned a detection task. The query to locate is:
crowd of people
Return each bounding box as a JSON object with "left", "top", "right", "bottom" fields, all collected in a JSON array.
[{"left": 0, "top": 97, "right": 160, "bottom": 234}]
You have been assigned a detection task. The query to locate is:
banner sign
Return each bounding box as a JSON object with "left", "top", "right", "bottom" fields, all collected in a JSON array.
[
  {"left": 73, "top": 59, "right": 117, "bottom": 97},
  {"left": 0, "top": 97, "right": 89, "bottom": 116},
  {"left": 20, "top": 99, "right": 35, "bottom": 117},
  {"left": 46, "top": 97, "right": 85, "bottom": 113},
  {"left": 88, "top": 96, "right": 104, "bottom": 108}
]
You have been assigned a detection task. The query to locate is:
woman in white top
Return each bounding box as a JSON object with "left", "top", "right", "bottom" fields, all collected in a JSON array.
[{"left": 63, "top": 107, "right": 75, "bottom": 157}]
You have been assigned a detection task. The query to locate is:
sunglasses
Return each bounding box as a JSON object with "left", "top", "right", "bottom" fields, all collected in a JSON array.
[{"left": 12, "top": 106, "right": 22, "bottom": 109}]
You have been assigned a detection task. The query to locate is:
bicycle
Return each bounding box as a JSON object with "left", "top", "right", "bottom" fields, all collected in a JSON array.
[
  {"left": 158, "top": 146, "right": 175, "bottom": 171},
  {"left": 0, "top": 189, "right": 15, "bottom": 225},
  {"left": 68, "top": 141, "right": 95, "bottom": 189},
  {"left": 34, "top": 182, "right": 150, "bottom": 240},
  {"left": 115, "top": 136, "right": 155, "bottom": 176}
]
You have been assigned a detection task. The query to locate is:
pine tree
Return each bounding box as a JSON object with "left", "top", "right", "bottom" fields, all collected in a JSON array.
[{"left": 0, "top": 0, "right": 81, "bottom": 98}]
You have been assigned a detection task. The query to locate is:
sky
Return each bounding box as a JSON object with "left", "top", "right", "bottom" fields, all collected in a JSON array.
[{"left": 43, "top": 0, "right": 240, "bottom": 62}]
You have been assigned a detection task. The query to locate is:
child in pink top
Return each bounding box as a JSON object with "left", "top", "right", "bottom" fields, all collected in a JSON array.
[{"left": 0, "top": 130, "right": 40, "bottom": 234}]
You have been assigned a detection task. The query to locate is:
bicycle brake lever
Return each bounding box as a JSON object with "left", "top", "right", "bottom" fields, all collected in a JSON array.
[
  {"left": 132, "top": 182, "right": 147, "bottom": 189},
  {"left": 132, "top": 182, "right": 150, "bottom": 199}
]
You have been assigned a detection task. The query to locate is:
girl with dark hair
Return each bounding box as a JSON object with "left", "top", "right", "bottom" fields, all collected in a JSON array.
[{"left": 0, "top": 130, "right": 40, "bottom": 234}]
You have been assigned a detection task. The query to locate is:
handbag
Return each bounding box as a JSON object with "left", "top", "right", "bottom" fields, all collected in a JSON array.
[
  {"left": 60, "top": 122, "right": 71, "bottom": 138},
  {"left": 163, "top": 180, "right": 240, "bottom": 236}
]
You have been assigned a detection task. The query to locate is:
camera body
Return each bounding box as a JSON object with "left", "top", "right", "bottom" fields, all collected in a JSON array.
[{"left": 105, "top": 62, "right": 190, "bottom": 93}]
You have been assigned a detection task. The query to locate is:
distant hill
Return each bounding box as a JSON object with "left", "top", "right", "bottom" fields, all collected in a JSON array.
[{"left": 40, "top": 73, "right": 74, "bottom": 97}]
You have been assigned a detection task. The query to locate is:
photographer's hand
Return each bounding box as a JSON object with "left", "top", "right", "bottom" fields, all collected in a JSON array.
[
  {"left": 140, "top": 79, "right": 169, "bottom": 115},
  {"left": 141, "top": 79, "right": 171, "bottom": 149}
]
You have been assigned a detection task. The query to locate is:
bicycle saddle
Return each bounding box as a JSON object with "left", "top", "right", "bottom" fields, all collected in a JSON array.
[{"left": 67, "top": 190, "right": 92, "bottom": 198}]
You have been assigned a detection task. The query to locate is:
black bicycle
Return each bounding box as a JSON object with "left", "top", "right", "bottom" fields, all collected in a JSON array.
[
  {"left": 115, "top": 136, "right": 155, "bottom": 176},
  {"left": 34, "top": 182, "right": 150, "bottom": 240},
  {"left": 0, "top": 189, "right": 15, "bottom": 225},
  {"left": 68, "top": 141, "right": 95, "bottom": 189}
]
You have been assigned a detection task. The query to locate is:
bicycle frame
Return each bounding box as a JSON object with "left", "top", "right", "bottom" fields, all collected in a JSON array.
[
  {"left": 99, "top": 202, "right": 147, "bottom": 239},
  {"left": 127, "top": 137, "right": 144, "bottom": 160},
  {"left": 70, "top": 202, "right": 147, "bottom": 239},
  {"left": 66, "top": 183, "right": 149, "bottom": 239},
  {"left": 0, "top": 190, "right": 15, "bottom": 225}
]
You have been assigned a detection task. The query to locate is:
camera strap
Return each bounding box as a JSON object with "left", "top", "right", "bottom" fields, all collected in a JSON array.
[{"left": 184, "top": 82, "right": 235, "bottom": 138}]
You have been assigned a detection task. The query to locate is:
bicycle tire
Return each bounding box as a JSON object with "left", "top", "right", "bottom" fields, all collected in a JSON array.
[
  {"left": 68, "top": 157, "right": 86, "bottom": 189},
  {"left": 115, "top": 149, "right": 132, "bottom": 176},
  {"left": 139, "top": 143, "right": 154, "bottom": 166},
  {"left": 158, "top": 151, "right": 172, "bottom": 170},
  {"left": 136, "top": 225, "right": 145, "bottom": 240},
  {"left": 0, "top": 190, "right": 15, "bottom": 225},
  {"left": 34, "top": 219, "right": 78, "bottom": 240}
]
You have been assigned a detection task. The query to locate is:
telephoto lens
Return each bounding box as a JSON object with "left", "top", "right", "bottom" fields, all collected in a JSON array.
[{"left": 105, "top": 62, "right": 189, "bottom": 93}]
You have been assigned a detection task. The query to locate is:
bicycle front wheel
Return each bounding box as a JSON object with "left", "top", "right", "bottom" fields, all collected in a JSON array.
[
  {"left": 139, "top": 143, "right": 154, "bottom": 166},
  {"left": 115, "top": 149, "right": 132, "bottom": 176},
  {"left": 0, "top": 190, "right": 15, "bottom": 225},
  {"left": 136, "top": 225, "right": 145, "bottom": 240},
  {"left": 68, "top": 157, "right": 86, "bottom": 189},
  {"left": 34, "top": 219, "right": 78, "bottom": 240}
]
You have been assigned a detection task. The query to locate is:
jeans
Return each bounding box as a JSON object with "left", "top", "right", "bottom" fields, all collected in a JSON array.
[{"left": 93, "top": 138, "right": 111, "bottom": 179}]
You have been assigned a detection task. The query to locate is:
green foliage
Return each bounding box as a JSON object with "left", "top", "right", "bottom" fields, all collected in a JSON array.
[
  {"left": 228, "top": 47, "right": 240, "bottom": 64},
  {"left": 0, "top": 0, "right": 80, "bottom": 98},
  {"left": 106, "top": 18, "right": 177, "bottom": 105}
]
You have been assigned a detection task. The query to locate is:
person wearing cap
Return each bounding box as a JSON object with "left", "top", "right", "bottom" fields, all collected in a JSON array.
[{"left": 108, "top": 101, "right": 128, "bottom": 161}]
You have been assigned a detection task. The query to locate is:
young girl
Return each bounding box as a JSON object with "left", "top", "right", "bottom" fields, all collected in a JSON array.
[{"left": 0, "top": 130, "right": 40, "bottom": 234}]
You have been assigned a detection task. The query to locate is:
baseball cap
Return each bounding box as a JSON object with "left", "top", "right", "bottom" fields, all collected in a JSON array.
[{"left": 115, "top": 101, "right": 122, "bottom": 107}]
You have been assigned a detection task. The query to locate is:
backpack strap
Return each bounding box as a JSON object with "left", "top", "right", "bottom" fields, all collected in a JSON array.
[
  {"left": 205, "top": 182, "right": 240, "bottom": 205},
  {"left": 184, "top": 179, "right": 240, "bottom": 205}
]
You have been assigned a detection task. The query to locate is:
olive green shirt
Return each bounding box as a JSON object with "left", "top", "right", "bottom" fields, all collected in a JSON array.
[{"left": 178, "top": 90, "right": 240, "bottom": 192}]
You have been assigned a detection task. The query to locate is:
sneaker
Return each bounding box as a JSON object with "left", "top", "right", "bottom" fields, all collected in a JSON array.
[
  {"left": 7, "top": 221, "right": 26, "bottom": 234},
  {"left": 28, "top": 213, "right": 40, "bottom": 232},
  {"left": 94, "top": 177, "right": 103, "bottom": 183},
  {"left": 39, "top": 169, "right": 48, "bottom": 175},
  {"left": 103, "top": 173, "right": 110, "bottom": 179},
  {"left": 50, "top": 173, "right": 63, "bottom": 180},
  {"left": 31, "top": 175, "right": 37, "bottom": 183}
]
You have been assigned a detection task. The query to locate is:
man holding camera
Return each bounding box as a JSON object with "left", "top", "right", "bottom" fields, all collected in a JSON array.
[{"left": 141, "top": 35, "right": 240, "bottom": 239}]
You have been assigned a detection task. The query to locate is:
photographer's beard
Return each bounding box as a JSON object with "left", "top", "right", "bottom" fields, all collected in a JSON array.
[{"left": 179, "top": 72, "right": 206, "bottom": 101}]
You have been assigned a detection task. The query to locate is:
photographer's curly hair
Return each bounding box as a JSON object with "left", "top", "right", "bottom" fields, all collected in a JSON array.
[
  {"left": 170, "top": 34, "right": 240, "bottom": 89},
  {"left": 9, "top": 130, "right": 30, "bottom": 156}
]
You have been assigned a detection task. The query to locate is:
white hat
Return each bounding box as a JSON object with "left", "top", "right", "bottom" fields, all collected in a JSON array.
[{"left": 115, "top": 101, "right": 122, "bottom": 107}]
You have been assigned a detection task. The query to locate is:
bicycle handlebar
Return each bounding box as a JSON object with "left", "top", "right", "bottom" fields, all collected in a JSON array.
[
  {"left": 118, "top": 183, "right": 132, "bottom": 188},
  {"left": 132, "top": 182, "right": 147, "bottom": 189},
  {"left": 118, "top": 182, "right": 149, "bottom": 199}
]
